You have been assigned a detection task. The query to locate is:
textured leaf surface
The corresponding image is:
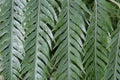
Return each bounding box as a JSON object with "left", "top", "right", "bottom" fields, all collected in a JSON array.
[
  {"left": 105, "top": 20, "right": 120, "bottom": 80},
  {"left": 83, "top": 0, "right": 113, "bottom": 79},
  {"left": 21, "top": 0, "right": 58, "bottom": 80},
  {"left": 52, "top": 0, "right": 90, "bottom": 80},
  {"left": 0, "top": 0, "right": 25, "bottom": 80},
  {"left": 0, "top": 0, "right": 120, "bottom": 80}
]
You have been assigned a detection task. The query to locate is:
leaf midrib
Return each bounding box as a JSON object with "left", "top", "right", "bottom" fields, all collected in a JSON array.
[
  {"left": 67, "top": 0, "right": 70, "bottom": 79},
  {"left": 34, "top": 0, "right": 40, "bottom": 80},
  {"left": 10, "top": 0, "right": 14, "bottom": 79},
  {"left": 94, "top": 0, "right": 97, "bottom": 79}
]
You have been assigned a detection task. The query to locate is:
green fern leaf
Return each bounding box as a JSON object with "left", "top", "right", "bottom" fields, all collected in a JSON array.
[
  {"left": 83, "top": 0, "right": 113, "bottom": 79},
  {"left": 105, "top": 20, "right": 120, "bottom": 80},
  {"left": 0, "top": 0, "right": 26, "bottom": 80},
  {"left": 52, "top": 0, "right": 90, "bottom": 80},
  {"left": 21, "top": 0, "right": 58, "bottom": 80}
]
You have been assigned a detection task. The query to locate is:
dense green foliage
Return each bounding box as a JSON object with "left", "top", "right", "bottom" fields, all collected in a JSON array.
[{"left": 0, "top": 0, "right": 120, "bottom": 80}]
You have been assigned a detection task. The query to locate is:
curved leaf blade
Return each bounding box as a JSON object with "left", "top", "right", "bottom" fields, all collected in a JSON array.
[
  {"left": 52, "top": 0, "right": 89, "bottom": 80},
  {"left": 21, "top": 0, "right": 58, "bottom": 80},
  {"left": 0, "top": 0, "right": 25, "bottom": 80}
]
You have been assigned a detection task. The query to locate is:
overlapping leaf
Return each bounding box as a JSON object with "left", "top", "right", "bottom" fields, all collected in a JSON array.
[
  {"left": 105, "top": 19, "right": 120, "bottom": 80},
  {"left": 52, "top": 0, "right": 90, "bottom": 80},
  {"left": 0, "top": 0, "right": 120, "bottom": 80},
  {"left": 83, "top": 0, "right": 113, "bottom": 79},
  {"left": 21, "top": 0, "right": 58, "bottom": 80},
  {"left": 0, "top": 0, "right": 26, "bottom": 80}
]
